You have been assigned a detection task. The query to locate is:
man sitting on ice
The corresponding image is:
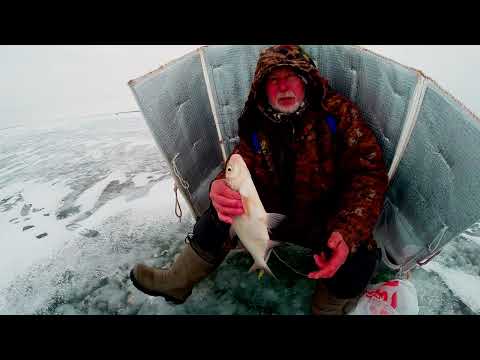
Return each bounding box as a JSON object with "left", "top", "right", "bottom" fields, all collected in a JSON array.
[{"left": 130, "top": 45, "right": 389, "bottom": 315}]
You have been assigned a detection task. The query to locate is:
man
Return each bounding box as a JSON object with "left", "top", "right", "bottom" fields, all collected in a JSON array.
[{"left": 130, "top": 45, "right": 389, "bottom": 315}]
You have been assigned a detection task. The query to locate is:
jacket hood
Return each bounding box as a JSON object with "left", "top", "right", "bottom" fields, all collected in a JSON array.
[{"left": 238, "top": 45, "right": 330, "bottom": 134}]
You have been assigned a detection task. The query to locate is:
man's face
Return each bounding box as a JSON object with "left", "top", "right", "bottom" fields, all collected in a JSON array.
[{"left": 265, "top": 67, "right": 305, "bottom": 114}]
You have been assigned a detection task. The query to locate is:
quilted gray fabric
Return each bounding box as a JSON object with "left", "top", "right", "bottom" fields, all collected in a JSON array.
[
  {"left": 377, "top": 82, "right": 480, "bottom": 269},
  {"left": 129, "top": 51, "right": 223, "bottom": 216}
]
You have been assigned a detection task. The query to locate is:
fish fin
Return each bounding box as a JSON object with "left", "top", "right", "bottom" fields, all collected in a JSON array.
[
  {"left": 264, "top": 248, "right": 273, "bottom": 263},
  {"left": 267, "top": 239, "right": 283, "bottom": 250},
  {"left": 248, "top": 262, "right": 260, "bottom": 273},
  {"left": 264, "top": 240, "right": 284, "bottom": 263},
  {"left": 241, "top": 196, "right": 249, "bottom": 217},
  {"left": 235, "top": 241, "right": 245, "bottom": 250},
  {"left": 230, "top": 248, "right": 247, "bottom": 255},
  {"left": 264, "top": 241, "right": 283, "bottom": 263},
  {"left": 228, "top": 248, "right": 247, "bottom": 255},
  {"left": 229, "top": 225, "right": 236, "bottom": 240},
  {"left": 230, "top": 241, "right": 247, "bottom": 254},
  {"left": 266, "top": 213, "right": 287, "bottom": 233}
]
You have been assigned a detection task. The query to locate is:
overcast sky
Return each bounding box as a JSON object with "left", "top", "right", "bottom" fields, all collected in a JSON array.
[{"left": 1, "top": 45, "right": 479, "bottom": 128}]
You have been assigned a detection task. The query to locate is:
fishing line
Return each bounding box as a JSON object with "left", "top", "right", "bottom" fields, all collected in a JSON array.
[
  {"left": 171, "top": 153, "right": 192, "bottom": 222},
  {"left": 271, "top": 249, "right": 310, "bottom": 278}
]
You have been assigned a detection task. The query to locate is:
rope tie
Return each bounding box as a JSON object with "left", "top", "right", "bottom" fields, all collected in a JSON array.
[
  {"left": 171, "top": 153, "right": 191, "bottom": 222},
  {"left": 173, "top": 182, "right": 182, "bottom": 222}
]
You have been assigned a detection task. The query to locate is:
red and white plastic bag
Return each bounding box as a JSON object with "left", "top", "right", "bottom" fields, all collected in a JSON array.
[{"left": 348, "top": 279, "right": 419, "bottom": 315}]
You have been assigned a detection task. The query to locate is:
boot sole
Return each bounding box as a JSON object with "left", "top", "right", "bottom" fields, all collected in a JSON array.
[{"left": 129, "top": 269, "right": 188, "bottom": 305}]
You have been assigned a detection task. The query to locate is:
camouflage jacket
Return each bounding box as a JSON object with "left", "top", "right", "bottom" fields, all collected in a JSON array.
[{"left": 215, "top": 45, "right": 389, "bottom": 253}]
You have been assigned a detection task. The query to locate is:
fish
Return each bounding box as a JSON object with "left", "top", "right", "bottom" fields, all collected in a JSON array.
[{"left": 225, "top": 153, "right": 286, "bottom": 279}]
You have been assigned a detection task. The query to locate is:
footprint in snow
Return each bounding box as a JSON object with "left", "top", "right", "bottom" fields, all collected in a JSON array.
[{"left": 20, "top": 204, "right": 32, "bottom": 216}]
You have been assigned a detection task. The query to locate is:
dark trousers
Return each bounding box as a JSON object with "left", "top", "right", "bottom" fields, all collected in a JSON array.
[{"left": 188, "top": 206, "right": 380, "bottom": 299}]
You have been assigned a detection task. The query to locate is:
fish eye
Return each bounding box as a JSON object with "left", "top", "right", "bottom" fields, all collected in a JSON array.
[{"left": 227, "top": 167, "right": 232, "bottom": 172}]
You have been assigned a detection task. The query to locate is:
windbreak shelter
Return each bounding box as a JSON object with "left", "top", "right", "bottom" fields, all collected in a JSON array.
[{"left": 129, "top": 45, "right": 480, "bottom": 275}]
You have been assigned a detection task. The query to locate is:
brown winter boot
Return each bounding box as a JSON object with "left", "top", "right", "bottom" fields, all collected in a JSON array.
[
  {"left": 311, "top": 281, "right": 355, "bottom": 315},
  {"left": 130, "top": 244, "right": 217, "bottom": 304}
]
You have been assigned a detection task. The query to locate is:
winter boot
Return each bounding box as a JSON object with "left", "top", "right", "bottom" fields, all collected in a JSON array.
[
  {"left": 311, "top": 281, "right": 356, "bottom": 315},
  {"left": 130, "top": 243, "right": 217, "bottom": 304}
]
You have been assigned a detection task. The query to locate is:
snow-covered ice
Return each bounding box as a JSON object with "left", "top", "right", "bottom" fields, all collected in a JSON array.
[
  {"left": 423, "top": 262, "right": 480, "bottom": 313},
  {"left": 0, "top": 114, "right": 479, "bottom": 315},
  {"left": 74, "top": 170, "right": 128, "bottom": 213}
]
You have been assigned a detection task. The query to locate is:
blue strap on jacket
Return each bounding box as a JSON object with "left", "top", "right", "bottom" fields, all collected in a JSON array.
[
  {"left": 325, "top": 114, "right": 337, "bottom": 135},
  {"left": 251, "top": 132, "right": 261, "bottom": 153}
]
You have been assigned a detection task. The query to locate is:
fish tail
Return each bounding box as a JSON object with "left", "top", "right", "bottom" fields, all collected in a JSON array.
[{"left": 249, "top": 260, "right": 277, "bottom": 280}]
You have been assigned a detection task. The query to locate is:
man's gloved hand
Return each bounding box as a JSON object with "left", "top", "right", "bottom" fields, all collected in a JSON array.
[
  {"left": 308, "top": 232, "right": 349, "bottom": 279},
  {"left": 210, "top": 179, "right": 244, "bottom": 224}
]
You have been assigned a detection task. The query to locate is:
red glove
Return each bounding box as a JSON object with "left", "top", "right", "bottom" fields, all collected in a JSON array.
[
  {"left": 308, "top": 232, "right": 349, "bottom": 279},
  {"left": 210, "top": 179, "right": 244, "bottom": 224}
]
